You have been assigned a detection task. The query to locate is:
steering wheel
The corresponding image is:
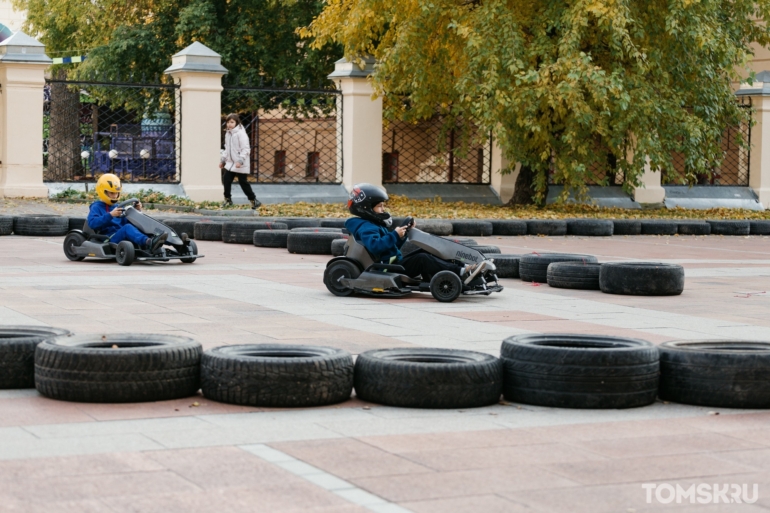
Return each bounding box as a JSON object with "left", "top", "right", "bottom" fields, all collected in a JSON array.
[
  {"left": 114, "top": 198, "right": 140, "bottom": 217},
  {"left": 400, "top": 216, "right": 414, "bottom": 229}
]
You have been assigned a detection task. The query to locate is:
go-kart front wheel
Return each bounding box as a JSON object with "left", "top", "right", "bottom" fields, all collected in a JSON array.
[
  {"left": 116, "top": 241, "right": 135, "bottom": 266},
  {"left": 180, "top": 240, "right": 198, "bottom": 264},
  {"left": 63, "top": 232, "right": 86, "bottom": 261},
  {"left": 324, "top": 260, "right": 360, "bottom": 297},
  {"left": 430, "top": 271, "right": 462, "bottom": 303}
]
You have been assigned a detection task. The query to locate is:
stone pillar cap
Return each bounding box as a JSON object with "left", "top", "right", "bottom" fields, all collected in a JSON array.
[
  {"left": 328, "top": 56, "right": 376, "bottom": 79},
  {"left": 736, "top": 70, "right": 770, "bottom": 96},
  {"left": 0, "top": 32, "right": 51, "bottom": 64},
  {"left": 164, "top": 41, "right": 228, "bottom": 75}
]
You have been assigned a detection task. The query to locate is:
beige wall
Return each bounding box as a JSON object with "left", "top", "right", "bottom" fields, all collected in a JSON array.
[{"left": 0, "top": 1, "right": 25, "bottom": 32}]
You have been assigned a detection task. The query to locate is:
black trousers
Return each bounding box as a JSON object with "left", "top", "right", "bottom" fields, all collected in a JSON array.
[
  {"left": 399, "top": 250, "right": 463, "bottom": 281},
  {"left": 223, "top": 170, "right": 256, "bottom": 201}
]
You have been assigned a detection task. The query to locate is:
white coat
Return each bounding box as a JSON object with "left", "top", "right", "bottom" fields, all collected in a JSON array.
[{"left": 221, "top": 124, "right": 251, "bottom": 174}]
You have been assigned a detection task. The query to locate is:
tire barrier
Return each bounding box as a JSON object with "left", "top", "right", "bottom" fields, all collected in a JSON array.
[
  {"left": 567, "top": 219, "right": 613, "bottom": 236},
  {"left": 13, "top": 215, "right": 69, "bottom": 236},
  {"left": 489, "top": 254, "right": 522, "bottom": 278},
  {"left": 547, "top": 262, "right": 601, "bottom": 290},
  {"left": 194, "top": 222, "right": 223, "bottom": 241},
  {"left": 0, "top": 215, "right": 12, "bottom": 235},
  {"left": 287, "top": 231, "right": 346, "bottom": 254},
  {"left": 707, "top": 220, "right": 751, "bottom": 236},
  {"left": 0, "top": 327, "right": 71, "bottom": 389},
  {"left": 520, "top": 253, "right": 598, "bottom": 283},
  {"left": 35, "top": 334, "right": 202, "bottom": 403},
  {"left": 331, "top": 238, "right": 348, "bottom": 256},
  {"left": 599, "top": 262, "right": 685, "bottom": 296},
  {"left": 67, "top": 217, "right": 87, "bottom": 231},
  {"left": 253, "top": 229, "right": 290, "bottom": 248},
  {"left": 451, "top": 220, "right": 493, "bottom": 236},
  {"left": 677, "top": 221, "right": 711, "bottom": 236},
  {"left": 527, "top": 219, "right": 567, "bottom": 236},
  {"left": 641, "top": 220, "right": 678, "bottom": 235},
  {"left": 490, "top": 219, "right": 527, "bottom": 236},
  {"left": 354, "top": 348, "right": 503, "bottom": 409},
  {"left": 501, "top": 334, "right": 659, "bottom": 409},
  {"left": 612, "top": 219, "right": 642, "bottom": 235},
  {"left": 224, "top": 221, "right": 289, "bottom": 244},
  {"left": 658, "top": 340, "right": 770, "bottom": 408}
]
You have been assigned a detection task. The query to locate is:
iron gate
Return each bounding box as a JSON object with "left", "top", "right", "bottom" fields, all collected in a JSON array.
[
  {"left": 381, "top": 118, "right": 493, "bottom": 184},
  {"left": 43, "top": 76, "right": 181, "bottom": 183},
  {"left": 222, "top": 80, "right": 342, "bottom": 183}
]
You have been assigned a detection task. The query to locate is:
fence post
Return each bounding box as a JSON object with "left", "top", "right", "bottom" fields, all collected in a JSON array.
[
  {"left": 0, "top": 33, "right": 51, "bottom": 199},
  {"left": 632, "top": 160, "right": 666, "bottom": 205},
  {"left": 490, "top": 138, "right": 517, "bottom": 203},
  {"left": 164, "top": 42, "right": 227, "bottom": 202},
  {"left": 736, "top": 72, "right": 770, "bottom": 207},
  {"left": 328, "top": 57, "right": 382, "bottom": 190}
]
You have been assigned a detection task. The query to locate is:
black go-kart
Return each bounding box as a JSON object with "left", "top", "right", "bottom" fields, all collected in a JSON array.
[
  {"left": 323, "top": 217, "right": 503, "bottom": 302},
  {"left": 63, "top": 198, "right": 202, "bottom": 266}
]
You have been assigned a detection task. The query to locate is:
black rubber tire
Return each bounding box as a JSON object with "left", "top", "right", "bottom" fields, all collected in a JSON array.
[
  {"left": 547, "top": 262, "right": 602, "bottom": 290},
  {"left": 164, "top": 219, "right": 197, "bottom": 239},
  {"left": 275, "top": 218, "right": 322, "bottom": 229},
  {"left": 13, "top": 215, "right": 69, "bottom": 236},
  {"left": 600, "top": 262, "right": 684, "bottom": 296},
  {"left": 331, "top": 238, "right": 347, "bottom": 256},
  {"left": 417, "top": 220, "right": 453, "bottom": 236},
  {"left": 468, "top": 245, "right": 500, "bottom": 254},
  {"left": 567, "top": 219, "right": 613, "bottom": 236},
  {"left": 354, "top": 348, "right": 503, "bottom": 409},
  {"left": 35, "top": 334, "right": 202, "bottom": 403},
  {"left": 287, "top": 232, "right": 346, "bottom": 255},
  {"left": 429, "top": 271, "right": 463, "bottom": 302},
  {"left": 291, "top": 227, "right": 343, "bottom": 233},
  {"left": 63, "top": 232, "right": 86, "bottom": 261},
  {"left": 641, "top": 220, "right": 678, "bottom": 235},
  {"left": 253, "top": 229, "right": 290, "bottom": 248},
  {"left": 223, "top": 222, "right": 288, "bottom": 244},
  {"left": 68, "top": 217, "right": 87, "bottom": 231},
  {"left": 519, "top": 253, "right": 598, "bottom": 283},
  {"left": 750, "top": 220, "right": 770, "bottom": 235},
  {"left": 201, "top": 344, "right": 354, "bottom": 407},
  {"left": 320, "top": 218, "right": 348, "bottom": 228},
  {"left": 0, "top": 215, "right": 12, "bottom": 235},
  {"left": 180, "top": 240, "right": 198, "bottom": 264},
  {"left": 677, "top": 221, "right": 711, "bottom": 236},
  {"left": 0, "top": 327, "right": 71, "bottom": 389},
  {"left": 658, "top": 340, "right": 770, "bottom": 408},
  {"left": 194, "top": 222, "right": 223, "bottom": 241},
  {"left": 527, "top": 220, "right": 567, "bottom": 236},
  {"left": 707, "top": 220, "right": 750, "bottom": 236},
  {"left": 613, "top": 219, "right": 642, "bottom": 235},
  {"left": 501, "top": 334, "right": 659, "bottom": 409},
  {"left": 490, "top": 255, "right": 521, "bottom": 278},
  {"left": 490, "top": 219, "right": 527, "bottom": 236},
  {"left": 451, "top": 220, "right": 493, "bottom": 236},
  {"left": 116, "top": 241, "right": 135, "bottom": 266},
  {"left": 324, "top": 259, "right": 361, "bottom": 296}
]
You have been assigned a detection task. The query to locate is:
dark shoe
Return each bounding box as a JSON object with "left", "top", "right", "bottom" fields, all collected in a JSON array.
[
  {"left": 250, "top": 199, "right": 262, "bottom": 210},
  {"left": 223, "top": 198, "right": 233, "bottom": 207},
  {"left": 147, "top": 232, "right": 168, "bottom": 253}
]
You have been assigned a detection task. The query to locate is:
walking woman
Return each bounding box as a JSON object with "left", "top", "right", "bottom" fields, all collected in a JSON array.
[{"left": 220, "top": 114, "right": 261, "bottom": 209}]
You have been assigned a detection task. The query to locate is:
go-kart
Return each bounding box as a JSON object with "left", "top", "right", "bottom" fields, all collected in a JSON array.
[
  {"left": 323, "top": 217, "right": 503, "bottom": 302},
  {"left": 63, "top": 198, "right": 202, "bottom": 266}
]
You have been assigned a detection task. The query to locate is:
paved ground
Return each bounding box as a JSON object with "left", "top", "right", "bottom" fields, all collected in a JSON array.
[{"left": 1, "top": 209, "right": 770, "bottom": 512}]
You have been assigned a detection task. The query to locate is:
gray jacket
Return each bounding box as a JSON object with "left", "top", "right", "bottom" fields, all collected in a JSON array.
[{"left": 221, "top": 124, "right": 251, "bottom": 174}]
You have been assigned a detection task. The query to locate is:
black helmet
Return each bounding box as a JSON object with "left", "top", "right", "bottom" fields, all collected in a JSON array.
[{"left": 347, "top": 183, "right": 392, "bottom": 227}]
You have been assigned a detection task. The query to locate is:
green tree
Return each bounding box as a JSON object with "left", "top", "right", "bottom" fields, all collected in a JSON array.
[{"left": 301, "top": 0, "right": 770, "bottom": 203}]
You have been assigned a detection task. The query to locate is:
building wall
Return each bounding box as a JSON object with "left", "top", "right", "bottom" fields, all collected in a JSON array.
[{"left": 0, "top": 0, "right": 25, "bottom": 31}]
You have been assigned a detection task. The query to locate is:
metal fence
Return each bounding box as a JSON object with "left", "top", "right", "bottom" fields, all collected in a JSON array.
[
  {"left": 43, "top": 77, "right": 181, "bottom": 183},
  {"left": 381, "top": 118, "right": 492, "bottom": 184},
  {"left": 221, "top": 81, "right": 342, "bottom": 183}
]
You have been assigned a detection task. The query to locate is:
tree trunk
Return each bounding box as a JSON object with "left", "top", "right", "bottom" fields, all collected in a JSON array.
[
  {"left": 508, "top": 164, "right": 548, "bottom": 206},
  {"left": 47, "top": 70, "right": 82, "bottom": 180}
]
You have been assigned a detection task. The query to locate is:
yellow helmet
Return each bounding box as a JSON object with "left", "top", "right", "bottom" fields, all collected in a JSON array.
[{"left": 96, "top": 173, "right": 121, "bottom": 205}]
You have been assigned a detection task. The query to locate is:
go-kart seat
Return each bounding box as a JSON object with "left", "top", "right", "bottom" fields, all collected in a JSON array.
[
  {"left": 344, "top": 237, "right": 375, "bottom": 268},
  {"left": 82, "top": 221, "right": 110, "bottom": 243}
]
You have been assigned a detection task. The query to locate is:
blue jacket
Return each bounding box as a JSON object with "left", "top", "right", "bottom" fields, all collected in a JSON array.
[
  {"left": 345, "top": 217, "right": 405, "bottom": 264},
  {"left": 87, "top": 201, "right": 126, "bottom": 236}
]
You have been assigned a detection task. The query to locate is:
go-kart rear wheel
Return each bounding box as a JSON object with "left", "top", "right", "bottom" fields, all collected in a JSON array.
[
  {"left": 430, "top": 271, "right": 462, "bottom": 303},
  {"left": 116, "top": 241, "right": 135, "bottom": 266},
  {"left": 324, "top": 260, "right": 360, "bottom": 297},
  {"left": 63, "top": 232, "right": 86, "bottom": 261},
  {"left": 180, "top": 240, "right": 198, "bottom": 264}
]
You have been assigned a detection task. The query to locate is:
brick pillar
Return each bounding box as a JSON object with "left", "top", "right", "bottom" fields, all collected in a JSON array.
[
  {"left": 0, "top": 32, "right": 51, "bottom": 198},
  {"left": 165, "top": 42, "right": 228, "bottom": 202},
  {"left": 328, "top": 57, "right": 383, "bottom": 190}
]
